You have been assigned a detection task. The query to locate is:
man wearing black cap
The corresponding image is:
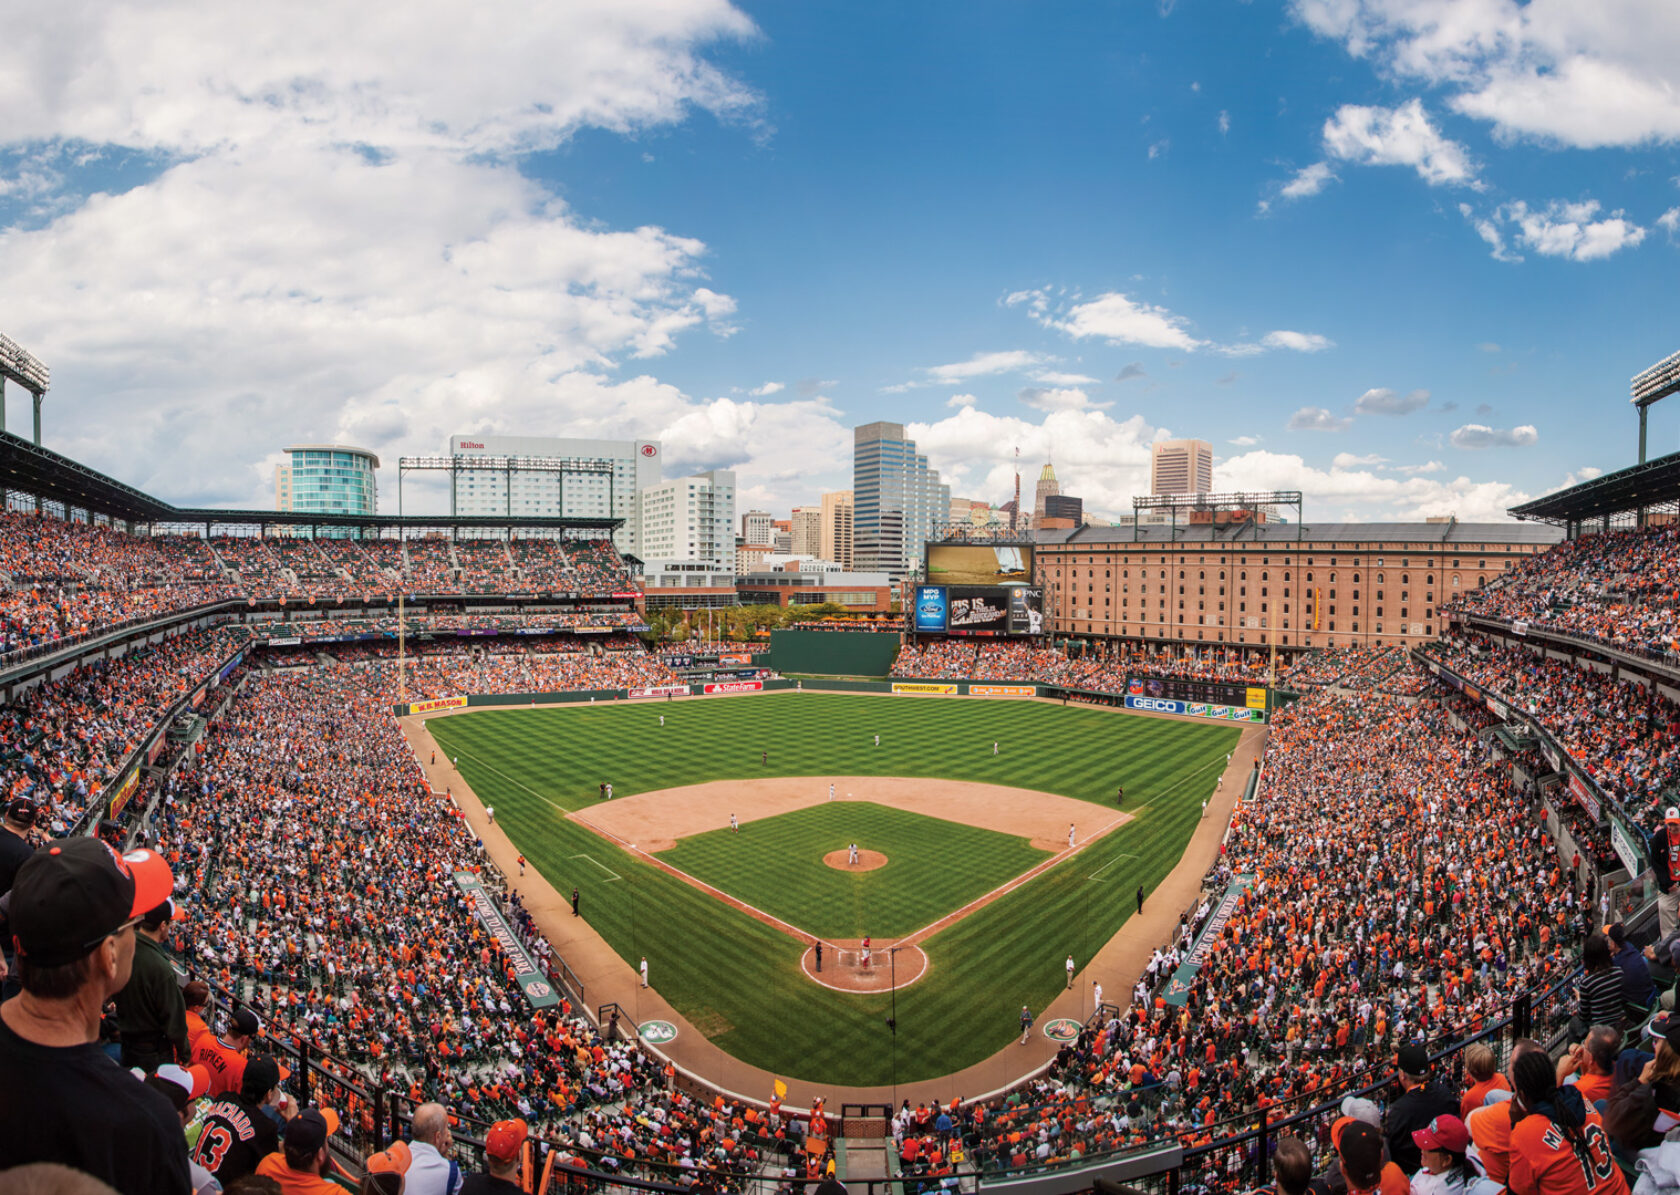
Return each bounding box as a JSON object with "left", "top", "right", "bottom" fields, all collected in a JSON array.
[
  {"left": 0, "top": 796, "right": 37, "bottom": 997},
  {"left": 0, "top": 836, "right": 191, "bottom": 1195},
  {"left": 254, "top": 1106, "right": 343, "bottom": 1193},
  {"left": 1384, "top": 1044, "right": 1457, "bottom": 1176},
  {"left": 195, "top": 1054, "right": 296, "bottom": 1185},
  {"left": 194, "top": 1005, "right": 262, "bottom": 1099},
  {"left": 116, "top": 898, "right": 190, "bottom": 1072},
  {"left": 0, "top": 796, "right": 37, "bottom": 896}
]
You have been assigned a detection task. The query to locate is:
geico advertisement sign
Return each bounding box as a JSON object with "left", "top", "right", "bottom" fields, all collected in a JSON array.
[
  {"left": 703, "top": 680, "right": 764, "bottom": 695},
  {"left": 1124, "top": 695, "right": 1184, "bottom": 714}
]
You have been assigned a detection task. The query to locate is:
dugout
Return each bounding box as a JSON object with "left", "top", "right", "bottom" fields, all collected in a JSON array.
[{"left": 770, "top": 628, "right": 901, "bottom": 677}]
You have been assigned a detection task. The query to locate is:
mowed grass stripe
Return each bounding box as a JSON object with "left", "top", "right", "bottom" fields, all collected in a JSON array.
[
  {"left": 426, "top": 694, "right": 1240, "bottom": 1084},
  {"left": 660, "top": 803, "right": 1048, "bottom": 939}
]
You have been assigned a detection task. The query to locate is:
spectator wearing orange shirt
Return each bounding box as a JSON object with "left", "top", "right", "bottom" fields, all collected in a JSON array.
[{"left": 192, "top": 1006, "right": 260, "bottom": 1099}]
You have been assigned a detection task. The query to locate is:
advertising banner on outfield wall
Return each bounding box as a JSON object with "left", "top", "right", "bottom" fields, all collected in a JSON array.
[
  {"left": 1125, "top": 695, "right": 1264, "bottom": 722},
  {"left": 630, "top": 685, "right": 689, "bottom": 698},
  {"left": 970, "top": 684, "right": 1035, "bottom": 697},
  {"left": 893, "top": 682, "right": 958, "bottom": 694},
  {"left": 411, "top": 696, "right": 468, "bottom": 714},
  {"left": 703, "top": 680, "right": 763, "bottom": 695}
]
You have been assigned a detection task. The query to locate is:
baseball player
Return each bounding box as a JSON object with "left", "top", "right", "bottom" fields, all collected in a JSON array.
[
  {"left": 873, "top": 734, "right": 879, "bottom": 747},
  {"left": 659, "top": 714, "right": 664, "bottom": 727},
  {"left": 848, "top": 842, "right": 858, "bottom": 865},
  {"left": 640, "top": 957, "right": 649, "bottom": 988},
  {"left": 1065, "top": 954, "right": 1075, "bottom": 988},
  {"left": 829, "top": 782, "right": 835, "bottom": 801},
  {"left": 861, "top": 935, "right": 872, "bottom": 969},
  {"left": 730, "top": 813, "right": 739, "bottom": 833},
  {"left": 1067, "top": 823, "right": 1076, "bottom": 849}
]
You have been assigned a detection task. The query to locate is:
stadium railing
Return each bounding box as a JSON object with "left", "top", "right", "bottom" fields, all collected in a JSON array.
[{"left": 1454, "top": 611, "right": 1680, "bottom": 684}]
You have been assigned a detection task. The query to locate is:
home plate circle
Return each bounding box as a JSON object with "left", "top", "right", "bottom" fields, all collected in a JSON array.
[
  {"left": 801, "top": 939, "right": 929, "bottom": 992},
  {"left": 639, "top": 1020, "right": 678, "bottom": 1044}
]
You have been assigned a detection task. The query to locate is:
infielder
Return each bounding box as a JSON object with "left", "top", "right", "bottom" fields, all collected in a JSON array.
[
  {"left": 730, "top": 813, "right": 739, "bottom": 833},
  {"left": 1067, "top": 823, "right": 1076, "bottom": 849}
]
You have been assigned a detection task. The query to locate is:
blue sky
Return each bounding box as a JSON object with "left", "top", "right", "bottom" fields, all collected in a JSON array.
[{"left": 3, "top": 0, "right": 1679, "bottom": 521}]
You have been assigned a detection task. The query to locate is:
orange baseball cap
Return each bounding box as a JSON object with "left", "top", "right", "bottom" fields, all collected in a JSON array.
[
  {"left": 485, "top": 1118, "right": 529, "bottom": 1163},
  {"left": 366, "top": 1140, "right": 413, "bottom": 1174}
]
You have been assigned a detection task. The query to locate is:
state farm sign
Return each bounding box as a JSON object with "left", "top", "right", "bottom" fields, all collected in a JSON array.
[{"left": 703, "top": 680, "right": 763, "bottom": 695}]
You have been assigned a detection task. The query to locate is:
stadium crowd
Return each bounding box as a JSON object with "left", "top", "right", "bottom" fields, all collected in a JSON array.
[
  {"left": 1421, "top": 634, "right": 1680, "bottom": 823},
  {"left": 1451, "top": 525, "right": 1680, "bottom": 659},
  {"left": 956, "top": 686, "right": 1587, "bottom": 1177}
]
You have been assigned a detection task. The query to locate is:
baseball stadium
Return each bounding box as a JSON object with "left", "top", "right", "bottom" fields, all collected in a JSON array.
[{"left": 2, "top": 334, "right": 1680, "bottom": 1195}]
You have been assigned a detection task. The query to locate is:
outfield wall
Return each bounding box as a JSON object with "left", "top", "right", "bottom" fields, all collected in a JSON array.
[{"left": 769, "top": 628, "right": 901, "bottom": 676}]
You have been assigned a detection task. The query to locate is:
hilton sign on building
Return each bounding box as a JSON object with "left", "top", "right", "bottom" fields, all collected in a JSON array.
[{"left": 446, "top": 434, "right": 662, "bottom": 557}]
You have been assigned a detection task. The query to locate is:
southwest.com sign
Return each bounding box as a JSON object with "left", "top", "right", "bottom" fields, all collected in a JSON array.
[{"left": 1124, "top": 695, "right": 1265, "bottom": 723}]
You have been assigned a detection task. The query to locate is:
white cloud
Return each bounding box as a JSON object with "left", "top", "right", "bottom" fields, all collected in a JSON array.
[
  {"left": 1289, "top": 406, "right": 1353, "bottom": 432},
  {"left": 1475, "top": 199, "right": 1648, "bottom": 262},
  {"left": 1018, "top": 386, "right": 1110, "bottom": 413},
  {"left": 1046, "top": 292, "right": 1206, "bottom": 351},
  {"left": 905, "top": 408, "right": 1538, "bottom": 523},
  {"left": 1449, "top": 423, "right": 1539, "bottom": 449},
  {"left": 1333, "top": 452, "right": 1388, "bottom": 467},
  {"left": 0, "top": 0, "right": 764, "bottom": 510},
  {"left": 1321, "top": 99, "right": 1477, "bottom": 186},
  {"left": 924, "top": 349, "right": 1052, "bottom": 384},
  {"left": 1031, "top": 369, "right": 1101, "bottom": 386},
  {"left": 1393, "top": 459, "right": 1446, "bottom": 474},
  {"left": 1279, "top": 161, "right": 1337, "bottom": 200},
  {"left": 748, "top": 381, "right": 784, "bottom": 396},
  {"left": 946, "top": 392, "right": 977, "bottom": 409},
  {"left": 1218, "top": 110, "right": 1232, "bottom": 135},
  {"left": 1228, "top": 435, "right": 1261, "bottom": 447},
  {"left": 1354, "top": 386, "right": 1430, "bottom": 415},
  {"left": 1660, "top": 208, "right": 1680, "bottom": 242},
  {"left": 1290, "top": 0, "right": 1680, "bottom": 149},
  {"left": 1148, "top": 139, "right": 1170, "bottom": 160},
  {"left": 1263, "top": 329, "right": 1336, "bottom": 352}
]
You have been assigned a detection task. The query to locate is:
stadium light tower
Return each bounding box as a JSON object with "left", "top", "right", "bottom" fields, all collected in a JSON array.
[
  {"left": 1631, "top": 349, "right": 1680, "bottom": 464},
  {"left": 0, "top": 332, "right": 50, "bottom": 446}
]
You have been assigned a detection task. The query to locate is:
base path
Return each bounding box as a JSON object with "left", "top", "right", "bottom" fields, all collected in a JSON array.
[{"left": 399, "top": 696, "right": 1267, "bottom": 1109}]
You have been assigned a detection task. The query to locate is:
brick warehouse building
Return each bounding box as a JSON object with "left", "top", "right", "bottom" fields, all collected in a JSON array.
[{"left": 1037, "top": 520, "right": 1563, "bottom": 653}]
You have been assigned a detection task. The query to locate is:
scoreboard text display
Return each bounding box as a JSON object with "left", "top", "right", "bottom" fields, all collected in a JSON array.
[{"left": 1125, "top": 675, "right": 1257, "bottom": 709}]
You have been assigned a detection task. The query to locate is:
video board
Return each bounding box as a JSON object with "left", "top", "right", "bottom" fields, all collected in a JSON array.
[
  {"left": 1125, "top": 676, "right": 1258, "bottom": 709},
  {"left": 925, "top": 543, "right": 1034, "bottom": 587},
  {"left": 912, "top": 586, "right": 949, "bottom": 633}
]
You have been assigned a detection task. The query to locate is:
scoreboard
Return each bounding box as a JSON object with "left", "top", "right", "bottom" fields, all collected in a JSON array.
[{"left": 1126, "top": 676, "right": 1255, "bottom": 709}]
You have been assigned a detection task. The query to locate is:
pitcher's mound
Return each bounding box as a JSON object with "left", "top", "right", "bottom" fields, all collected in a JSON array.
[{"left": 823, "top": 849, "right": 887, "bottom": 872}]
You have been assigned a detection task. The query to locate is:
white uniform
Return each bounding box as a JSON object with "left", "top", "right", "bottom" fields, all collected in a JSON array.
[
  {"left": 829, "top": 784, "right": 835, "bottom": 801},
  {"left": 1068, "top": 824, "right": 1076, "bottom": 849},
  {"left": 730, "top": 814, "right": 739, "bottom": 833},
  {"left": 640, "top": 957, "right": 649, "bottom": 987},
  {"left": 1066, "top": 955, "right": 1075, "bottom": 987}
]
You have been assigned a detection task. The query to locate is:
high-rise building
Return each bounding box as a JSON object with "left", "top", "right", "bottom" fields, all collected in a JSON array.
[
  {"left": 1151, "top": 439, "right": 1214, "bottom": 496},
  {"left": 446, "top": 434, "right": 661, "bottom": 557},
  {"left": 1033, "top": 462, "right": 1061, "bottom": 528},
  {"left": 1044, "top": 494, "right": 1083, "bottom": 523},
  {"left": 820, "top": 490, "right": 854, "bottom": 569},
  {"left": 741, "top": 510, "right": 773, "bottom": 546},
  {"left": 852, "top": 422, "right": 949, "bottom": 579},
  {"left": 638, "top": 469, "right": 737, "bottom": 588},
  {"left": 275, "top": 445, "right": 379, "bottom": 516},
  {"left": 790, "top": 506, "right": 823, "bottom": 556}
]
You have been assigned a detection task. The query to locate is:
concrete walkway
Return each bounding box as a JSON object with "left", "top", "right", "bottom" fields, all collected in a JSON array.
[{"left": 401, "top": 695, "right": 1266, "bottom": 1109}]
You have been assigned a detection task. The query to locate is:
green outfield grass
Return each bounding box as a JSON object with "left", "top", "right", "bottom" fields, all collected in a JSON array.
[
  {"left": 426, "top": 692, "right": 1241, "bottom": 1085},
  {"left": 659, "top": 802, "right": 1049, "bottom": 939}
]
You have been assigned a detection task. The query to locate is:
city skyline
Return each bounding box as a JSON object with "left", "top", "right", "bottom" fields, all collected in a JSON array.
[{"left": 4, "top": 3, "right": 1680, "bottom": 524}]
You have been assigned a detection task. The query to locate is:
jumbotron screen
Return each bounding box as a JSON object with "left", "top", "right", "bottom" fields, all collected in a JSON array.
[
  {"left": 944, "top": 585, "right": 1044, "bottom": 636},
  {"left": 925, "top": 543, "right": 1034, "bottom": 586}
]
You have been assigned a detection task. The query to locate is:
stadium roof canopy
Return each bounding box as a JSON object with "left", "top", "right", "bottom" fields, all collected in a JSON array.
[
  {"left": 1052, "top": 520, "right": 1562, "bottom": 546},
  {"left": 0, "top": 431, "right": 621, "bottom": 533},
  {"left": 1508, "top": 449, "right": 1680, "bottom": 527}
]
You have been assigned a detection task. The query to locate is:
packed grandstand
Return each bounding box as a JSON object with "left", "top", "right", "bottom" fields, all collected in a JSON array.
[{"left": 8, "top": 475, "right": 1680, "bottom": 1195}]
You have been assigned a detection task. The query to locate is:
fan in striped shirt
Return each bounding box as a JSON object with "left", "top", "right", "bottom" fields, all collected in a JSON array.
[{"left": 1576, "top": 932, "right": 1627, "bottom": 1033}]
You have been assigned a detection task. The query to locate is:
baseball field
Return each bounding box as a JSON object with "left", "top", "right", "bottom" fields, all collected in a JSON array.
[{"left": 425, "top": 692, "right": 1240, "bottom": 1086}]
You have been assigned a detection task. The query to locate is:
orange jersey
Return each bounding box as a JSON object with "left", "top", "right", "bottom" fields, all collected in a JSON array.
[
  {"left": 185, "top": 1010, "right": 211, "bottom": 1056},
  {"left": 192, "top": 1036, "right": 248, "bottom": 1100},
  {"left": 1508, "top": 1110, "right": 1627, "bottom": 1195}
]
